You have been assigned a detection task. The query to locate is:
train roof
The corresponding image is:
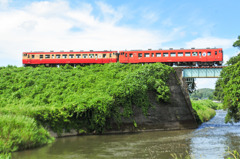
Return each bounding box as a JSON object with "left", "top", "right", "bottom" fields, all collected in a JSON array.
[
  {"left": 23, "top": 50, "right": 118, "bottom": 54},
  {"left": 120, "top": 48, "right": 222, "bottom": 52}
]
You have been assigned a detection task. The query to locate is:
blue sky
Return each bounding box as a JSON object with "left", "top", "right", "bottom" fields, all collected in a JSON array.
[{"left": 0, "top": 0, "right": 239, "bottom": 88}]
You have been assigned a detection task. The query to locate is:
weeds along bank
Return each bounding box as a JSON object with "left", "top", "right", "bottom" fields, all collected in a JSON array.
[
  {"left": 191, "top": 100, "right": 218, "bottom": 124},
  {"left": 0, "top": 63, "right": 173, "bottom": 154}
]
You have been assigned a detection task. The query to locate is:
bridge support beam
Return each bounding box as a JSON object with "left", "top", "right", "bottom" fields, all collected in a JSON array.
[{"left": 182, "top": 67, "right": 223, "bottom": 78}]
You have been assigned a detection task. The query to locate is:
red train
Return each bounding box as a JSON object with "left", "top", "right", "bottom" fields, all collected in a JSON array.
[{"left": 22, "top": 48, "right": 223, "bottom": 67}]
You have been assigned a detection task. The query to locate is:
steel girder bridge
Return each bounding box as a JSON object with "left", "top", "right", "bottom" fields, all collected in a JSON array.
[{"left": 181, "top": 66, "right": 224, "bottom": 93}]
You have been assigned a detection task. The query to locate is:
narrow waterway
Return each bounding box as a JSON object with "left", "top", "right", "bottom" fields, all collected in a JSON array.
[{"left": 13, "top": 110, "right": 240, "bottom": 159}]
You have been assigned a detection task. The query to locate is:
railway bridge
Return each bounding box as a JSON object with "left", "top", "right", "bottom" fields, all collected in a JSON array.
[{"left": 174, "top": 66, "right": 225, "bottom": 93}]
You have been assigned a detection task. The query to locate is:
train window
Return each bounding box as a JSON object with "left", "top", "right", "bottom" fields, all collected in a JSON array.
[
  {"left": 40, "top": 55, "right": 43, "bottom": 59},
  {"left": 129, "top": 53, "right": 133, "bottom": 57},
  {"left": 199, "top": 52, "right": 201, "bottom": 56},
  {"left": 170, "top": 53, "right": 176, "bottom": 57},
  {"left": 192, "top": 52, "right": 198, "bottom": 56},
  {"left": 45, "top": 55, "right": 50, "bottom": 59},
  {"left": 156, "top": 53, "right": 161, "bottom": 57},
  {"left": 28, "top": 54, "right": 30, "bottom": 58},
  {"left": 185, "top": 52, "right": 190, "bottom": 56},
  {"left": 62, "top": 54, "right": 67, "bottom": 58},
  {"left": 178, "top": 52, "right": 183, "bottom": 57},
  {"left": 89, "top": 54, "right": 94, "bottom": 58},
  {"left": 125, "top": 53, "right": 127, "bottom": 57},
  {"left": 98, "top": 55, "right": 102, "bottom": 58},
  {"left": 103, "top": 54, "right": 106, "bottom": 58},
  {"left": 109, "top": 54, "right": 112, "bottom": 57},
  {"left": 215, "top": 51, "right": 217, "bottom": 55},
  {"left": 144, "top": 53, "right": 150, "bottom": 57},
  {"left": 83, "top": 54, "right": 88, "bottom": 58},
  {"left": 138, "top": 53, "right": 142, "bottom": 57},
  {"left": 151, "top": 53, "right": 154, "bottom": 57},
  {"left": 219, "top": 50, "right": 221, "bottom": 53},
  {"left": 69, "top": 54, "right": 74, "bottom": 58},
  {"left": 23, "top": 54, "right": 27, "bottom": 56},
  {"left": 56, "top": 54, "right": 60, "bottom": 58},
  {"left": 163, "top": 53, "right": 168, "bottom": 57},
  {"left": 32, "top": 55, "right": 35, "bottom": 59},
  {"left": 52, "top": 55, "right": 54, "bottom": 59},
  {"left": 207, "top": 52, "right": 211, "bottom": 56},
  {"left": 76, "top": 54, "right": 81, "bottom": 58},
  {"left": 95, "top": 54, "right": 97, "bottom": 58}
]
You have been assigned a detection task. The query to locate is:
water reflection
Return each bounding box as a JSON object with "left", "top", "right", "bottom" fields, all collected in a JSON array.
[{"left": 13, "top": 110, "right": 240, "bottom": 159}]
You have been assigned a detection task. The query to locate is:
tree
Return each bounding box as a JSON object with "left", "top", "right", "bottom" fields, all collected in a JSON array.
[
  {"left": 233, "top": 35, "right": 240, "bottom": 49},
  {"left": 218, "top": 36, "right": 240, "bottom": 122},
  {"left": 213, "top": 78, "right": 224, "bottom": 101},
  {"left": 214, "top": 36, "right": 240, "bottom": 102}
]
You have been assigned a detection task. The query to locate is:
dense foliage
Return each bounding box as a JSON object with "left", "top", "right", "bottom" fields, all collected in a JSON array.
[
  {"left": 0, "top": 63, "right": 173, "bottom": 154},
  {"left": 221, "top": 61, "right": 240, "bottom": 122},
  {"left": 191, "top": 100, "right": 217, "bottom": 124},
  {"left": 214, "top": 36, "right": 240, "bottom": 122},
  {"left": 190, "top": 88, "right": 214, "bottom": 100}
]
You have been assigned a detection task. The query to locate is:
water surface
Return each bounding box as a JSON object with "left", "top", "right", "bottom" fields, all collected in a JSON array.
[{"left": 13, "top": 110, "right": 240, "bottom": 159}]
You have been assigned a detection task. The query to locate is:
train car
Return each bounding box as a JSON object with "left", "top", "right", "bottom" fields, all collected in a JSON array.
[
  {"left": 119, "top": 48, "right": 223, "bottom": 66},
  {"left": 22, "top": 50, "right": 118, "bottom": 67}
]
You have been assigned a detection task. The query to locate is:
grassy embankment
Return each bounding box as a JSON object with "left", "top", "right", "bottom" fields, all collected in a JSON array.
[
  {"left": 191, "top": 99, "right": 222, "bottom": 124},
  {"left": 0, "top": 63, "right": 173, "bottom": 156}
]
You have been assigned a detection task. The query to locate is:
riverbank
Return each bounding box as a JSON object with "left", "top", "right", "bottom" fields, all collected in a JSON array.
[{"left": 191, "top": 100, "right": 217, "bottom": 124}]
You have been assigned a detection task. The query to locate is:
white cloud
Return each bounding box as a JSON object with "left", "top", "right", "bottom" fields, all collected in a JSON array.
[
  {"left": 0, "top": 0, "right": 10, "bottom": 9},
  {"left": 186, "top": 37, "right": 235, "bottom": 49},
  {"left": 195, "top": 78, "right": 218, "bottom": 89},
  {"left": 223, "top": 54, "right": 230, "bottom": 64},
  {"left": 0, "top": 0, "right": 174, "bottom": 66}
]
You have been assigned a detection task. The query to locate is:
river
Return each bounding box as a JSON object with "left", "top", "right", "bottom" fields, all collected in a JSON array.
[{"left": 13, "top": 110, "right": 240, "bottom": 159}]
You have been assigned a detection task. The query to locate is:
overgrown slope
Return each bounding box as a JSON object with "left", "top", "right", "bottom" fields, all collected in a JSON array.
[{"left": 0, "top": 63, "right": 173, "bottom": 154}]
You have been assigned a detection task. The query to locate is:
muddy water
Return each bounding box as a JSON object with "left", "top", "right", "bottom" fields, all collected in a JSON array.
[{"left": 13, "top": 110, "right": 240, "bottom": 159}]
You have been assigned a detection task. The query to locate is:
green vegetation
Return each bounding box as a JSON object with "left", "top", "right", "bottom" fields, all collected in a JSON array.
[
  {"left": 191, "top": 100, "right": 217, "bottom": 124},
  {"left": 190, "top": 88, "right": 215, "bottom": 100},
  {"left": 0, "top": 115, "right": 53, "bottom": 155},
  {"left": 0, "top": 63, "right": 173, "bottom": 155},
  {"left": 221, "top": 61, "right": 240, "bottom": 122},
  {"left": 233, "top": 35, "right": 240, "bottom": 49},
  {"left": 214, "top": 36, "right": 240, "bottom": 123}
]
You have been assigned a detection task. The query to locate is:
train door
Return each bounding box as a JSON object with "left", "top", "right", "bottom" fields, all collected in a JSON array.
[
  {"left": 95, "top": 54, "right": 98, "bottom": 61},
  {"left": 214, "top": 50, "right": 218, "bottom": 61},
  {"left": 123, "top": 52, "right": 129, "bottom": 63},
  {"left": 98, "top": 54, "right": 103, "bottom": 63},
  {"left": 26, "top": 54, "right": 31, "bottom": 64},
  {"left": 109, "top": 53, "right": 113, "bottom": 63},
  {"left": 202, "top": 51, "right": 207, "bottom": 62}
]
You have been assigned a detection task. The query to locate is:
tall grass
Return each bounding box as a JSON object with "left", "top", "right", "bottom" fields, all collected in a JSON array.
[
  {"left": 0, "top": 115, "right": 54, "bottom": 154},
  {"left": 191, "top": 100, "right": 216, "bottom": 124}
]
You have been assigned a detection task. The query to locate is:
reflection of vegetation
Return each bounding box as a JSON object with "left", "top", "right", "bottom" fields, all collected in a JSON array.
[
  {"left": 191, "top": 100, "right": 216, "bottom": 124},
  {"left": 171, "top": 151, "right": 192, "bottom": 159},
  {"left": 171, "top": 149, "right": 240, "bottom": 159},
  {"left": 0, "top": 63, "right": 173, "bottom": 155},
  {"left": 226, "top": 148, "right": 240, "bottom": 159},
  {"left": 190, "top": 88, "right": 214, "bottom": 100}
]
